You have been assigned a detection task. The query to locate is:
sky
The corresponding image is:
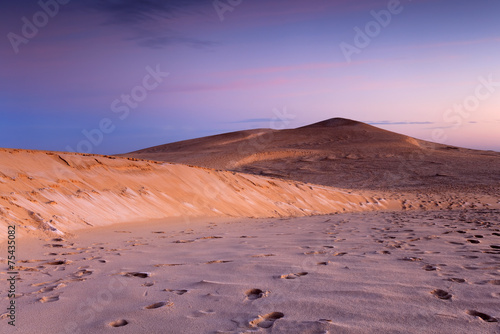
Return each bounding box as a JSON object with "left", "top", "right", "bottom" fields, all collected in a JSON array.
[{"left": 1, "top": 0, "right": 499, "bottom": 154}]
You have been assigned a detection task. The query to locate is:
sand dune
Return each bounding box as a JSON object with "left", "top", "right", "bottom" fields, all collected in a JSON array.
[
  {"left": 2, "top": 118, "right": 500, "bottom": 333},
  {"left": 123, "top": 118, "right": 500, "bottom": 191},
  {"left": 0, "top": 148, "right": 392, "bottom": 237}
]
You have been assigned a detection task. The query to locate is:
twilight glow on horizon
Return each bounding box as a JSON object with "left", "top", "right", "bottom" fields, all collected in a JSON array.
[{"left": 1, "top": 0, "right": 499, "bottom": 154}]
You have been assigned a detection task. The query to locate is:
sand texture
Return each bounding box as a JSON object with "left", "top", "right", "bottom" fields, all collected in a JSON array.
[
  {"left": 0, "top": 148, "right": 392, "bottom": 238},
  {"left": 1, "top": 211, "right": 500, "bottom": 333}
]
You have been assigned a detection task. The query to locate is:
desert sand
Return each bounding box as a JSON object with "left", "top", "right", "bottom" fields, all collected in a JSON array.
[
  {"left": 1, "top": 211, "right": 500, "bottom": 333},
  {"left": 1, "top": 118, "right": 500, "bottom": 333},
  {"left": 0, "top": 147, "right": 395, "bottom": 238}
]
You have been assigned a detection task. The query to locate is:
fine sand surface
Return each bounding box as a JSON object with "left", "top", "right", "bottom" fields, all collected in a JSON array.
[{"left": 1, "top": 210, "right": 500, "bottom": 333}]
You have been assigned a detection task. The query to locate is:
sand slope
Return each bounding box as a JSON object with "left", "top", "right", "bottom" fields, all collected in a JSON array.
[
  {"left": 123, "top": 118, "right": 500, "bottom": 191},
  {"left": 0, "top": 148, "right": 391, "bottom": 237}
]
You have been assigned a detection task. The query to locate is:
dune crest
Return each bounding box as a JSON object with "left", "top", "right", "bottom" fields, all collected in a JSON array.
[{"left": 0, "top": 148, "right": 391, "bottom": 237}]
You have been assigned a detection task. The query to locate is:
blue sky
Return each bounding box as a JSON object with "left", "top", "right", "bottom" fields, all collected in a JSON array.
[{"left": 1, "top": 0, "right": 499, "bottom": 154}]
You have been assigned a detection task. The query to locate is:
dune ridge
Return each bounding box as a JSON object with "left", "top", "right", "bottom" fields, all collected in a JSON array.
[{"left": 0, "top": 148, "right": 392, "bottom": 237}]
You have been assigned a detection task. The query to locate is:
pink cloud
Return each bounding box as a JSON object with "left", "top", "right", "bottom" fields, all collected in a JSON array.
[
  {"left": 215, "top": 59, "right": 381, "bottom": 77},
  {"left": 397, "top": 37, "right": 500, "bottom": 51},
  {"left": 162, "top": 77, "right": 301, "bottom": 94}
]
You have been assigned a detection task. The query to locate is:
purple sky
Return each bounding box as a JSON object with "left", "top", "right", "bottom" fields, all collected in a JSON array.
[{"left": 1, "top": 0, "right": 499, "bottom": 154}]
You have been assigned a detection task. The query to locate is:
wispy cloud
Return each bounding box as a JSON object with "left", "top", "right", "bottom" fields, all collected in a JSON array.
[
  {"left": 82, "top": 0, "right": 208, "bottom": 23},
  {"left": 134, "top": 35, "right": 217, "bottom": 49},
  {"left": 164, "top": 78, "right": 299, "bottom": 93},
  {"left": 231, "top": 117, "right": 293, "bottom": 124},
  {"left": 395, "top": 37, "right": 500, "bottom": 52},
  {"left": 368, "top": 121, "right": 435, "bottom": 125},
  {"left": 217, "top": 59, "right": 380, "bottom": 77},
  {"left": 81, "top": 0, "right": 215, "bottom": 49}
]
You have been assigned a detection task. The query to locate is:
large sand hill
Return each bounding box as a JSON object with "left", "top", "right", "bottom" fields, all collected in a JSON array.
[{"left": 123, "top": 118, "right": 500, "bottom": 192}]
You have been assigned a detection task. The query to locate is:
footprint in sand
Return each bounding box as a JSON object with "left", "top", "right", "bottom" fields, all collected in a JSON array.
[
  {"left": 205, "top": 260, "right": 232, "bottom": 264},
  {"left": 249, "top": 312, "right": 284, "bottom": 329},
  {"left": 31, "top": 280, "right": 61, "bottom": 287},
  {"left": 303, "top": 251, "right": 327, "bottom": 255},
  {"left": 164, "top": 289, "right": 188, "bottom": 295},
  {"left": 431, "top": 289, "right": 452, "bottom": 300},
  {"left": 45, "top": 244, "right": 66, "bottom": 248},
  {"left": 400, "top": 257, "right": 422, "bottom": 262},
  {"left": 245, "top": 289, "right": 268, "bottom": 300},
  {"left": 61, "top": 252, "right": 80, "bottom": 256},
  {"left": 16, "top": 266, "right": 40, "bottom": 272},
  {"left": 466, "top": 310, "right": 498, "bottom": 322},
  {"left": 144, "top": 301, "right": 172, "bottom": 309},
  {"left": 36, "top": 283, "right": 66, "bottom": 293},
  {"left": 121, "top": 272, "right": 150, "bottom": 278},
  {"left": 279, "top": 272, "right": 308, "bottom": 279},
  {"left": 423, "top": 264, "right": 439, "bottom": 271},
  {"left": 333, "top": 252, "right": 347, "bottom": 256},
  {"left": 154, "top": 263, "right": 185, "bottom": 267},
  {"left": 251, "top": 254, "right": 275, "bottom": 258},
  {"left": 45, "top": 260, "right": 71, "bottom": 265},
  {"left": 198, "top": 236, "right": 223, "bottom": 240},
  {"left": 173, "top": 239, "right": 195, "bottom": 244},
  {"left": 39, "top": 295, "right": 60, "bottom": 303},
  {"left": 448, "top": 278, "right": 466, "bottom": 283},
  {"left": 109, "top": 319, "right": 129, "bottom": 327},
  {"left": 462, "top": 255, "right": 479, "bottom": 259},
  {"left": 73, "top": 269, "right": 93, "bottom": 278}
]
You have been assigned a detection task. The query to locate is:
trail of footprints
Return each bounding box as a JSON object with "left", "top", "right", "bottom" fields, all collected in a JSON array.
[
  {"left": 372, "top": 211, "right": 500, "bottom": 324},
  {"left": 16, "top": 212, "right": 500, "bottom": 330},
  {"left": 8, "top": 237, "right": 107, "bottom": 305}
]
